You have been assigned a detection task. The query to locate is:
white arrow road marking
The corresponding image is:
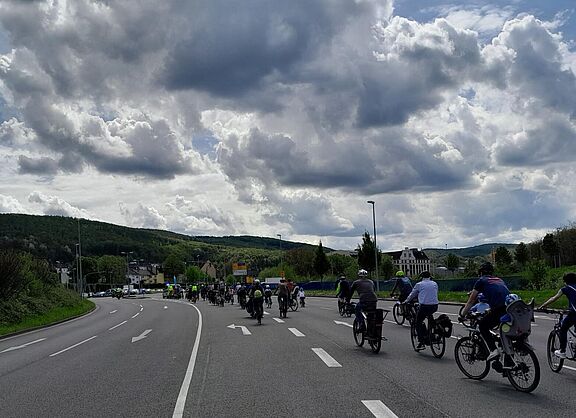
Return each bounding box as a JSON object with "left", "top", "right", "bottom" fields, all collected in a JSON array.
[
  {"left": 49, "top": 336, "right": 97, "bottom": 357},
  {"left": 1, "top": 338, "right": 46, "bottom": 353},
  {"left": 334, "top": 320, "right": 353, "bottom": 328},
  {"left": 227, "top": 324, "right": 251, "bottom": 335},
  {"left": 362, "top": 400, "right": 398, "bottom": 418},
  {"left": 289, "top": 328, "right": 305, "bottom": 337},
  {"left": 312, "top": 348, "right": 341, "bottom": 367},
  {"left": 109, "top": 320, "right": 127, "bottom": 331},
  {"left": 273, "top": 318, "right": 285, "bottom": 323},
  {"left": 131, "top": 329, "right": 152, "bottom": 343},
  {"left": 109, "top": 310, "right": 117, "bottom": 314}
]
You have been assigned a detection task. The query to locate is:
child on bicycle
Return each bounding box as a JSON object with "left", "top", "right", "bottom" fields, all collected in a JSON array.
[
  {"left": 298, "top": 287, "right": 305, "bottom": 306},
  {"left": 538, "top": 272, "right": 576, "bottom": 358}
]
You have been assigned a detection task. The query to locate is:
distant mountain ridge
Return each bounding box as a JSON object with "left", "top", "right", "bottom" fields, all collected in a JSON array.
[{"left": 423, "top": 243, "right": 517, "bottom": 260}]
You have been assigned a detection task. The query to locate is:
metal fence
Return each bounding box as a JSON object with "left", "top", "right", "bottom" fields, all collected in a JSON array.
[{"left": 302, "top": 276, "right": 530, "bottom": 292}]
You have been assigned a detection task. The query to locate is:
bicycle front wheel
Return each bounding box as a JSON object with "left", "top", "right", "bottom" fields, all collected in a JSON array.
[
  {"left": 507, "top": 343, "right": 540, "bottom": 393},
  {"left": 410, "top": 322, "right": 420, "bottom": 352},
  {"left": 393, "top": 304, "right": 405, "bottom": 325},
  {"left": 454, "top": 337, "right": 490, "bottom": 380},
  {"left": 430, "top": 324, "right": 446, "bottom": 359},
  {"left": 339, "top": 301, "right": 345, "bottom": 316},
  {"left": 547, "top": 331, "right": 564, "bottom": 373},
  {"left": 353, "top": 320, "right": 365, "bottom": 347}
]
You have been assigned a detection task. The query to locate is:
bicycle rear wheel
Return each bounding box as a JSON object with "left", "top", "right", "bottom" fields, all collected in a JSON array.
[
  {"left": 290, "top": 298, "right": 299, "bottom": 311},
  {"left": 369, "top": 326, "right": 382, "bottom": 354},
  {"left": 430, "top": 323, "right": 446, "bottom": 359},
  {"left": 454, "top": 336, "right": 490, "bottom": 380},
  {"left": 547, "top": 331, "right": 564, "bottom": 372},
  {"left": 339, "top": 301, "right": 345, "bottom": 316},
  {"left": 393, "top": 304, "right": 405, "bottom": 326},
  {"left": 353, "top": 319, "right": 365, "bottom": 347},
  {"left": 507, "top": 343, "right": 540, "bottom": 393}
]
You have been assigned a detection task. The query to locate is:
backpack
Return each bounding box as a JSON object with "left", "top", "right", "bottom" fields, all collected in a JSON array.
[
  {"left": 436, "top": 314, "right": 453, "bottom": 337},
  {"left": 254, "top": 289, "right": 263, "bottom": 298}
]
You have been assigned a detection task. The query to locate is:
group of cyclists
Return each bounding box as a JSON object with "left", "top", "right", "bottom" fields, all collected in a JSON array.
[{"left": 337, "top": 261, "right": 576, "bottom": 391}]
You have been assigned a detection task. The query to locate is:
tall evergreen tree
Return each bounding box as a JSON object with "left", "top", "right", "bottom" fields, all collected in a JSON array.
[
  {"left": 356, "top": 231, "right": 377, "bottom": 273},
  {"left": 313, "top": 241, "right": 330, "bottom": 280},
  {"left": 514, "top": 242, "right": 529, "bottom": 267}
]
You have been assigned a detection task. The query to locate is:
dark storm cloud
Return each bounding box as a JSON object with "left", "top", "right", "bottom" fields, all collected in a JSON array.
[
  {"left": 161, "top": 0, "right": 362, "bottom": 96},
  {"left": 18, "top": 155, "right": 59, "bottom": 175}
]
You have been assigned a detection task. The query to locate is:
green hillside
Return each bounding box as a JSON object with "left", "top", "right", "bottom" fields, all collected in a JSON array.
[
  {"left": 0, "top": 214, "right": 321, "bottom": 264},
  {"left": 423, "top": 243, "right": 517, "bottom": 260}
]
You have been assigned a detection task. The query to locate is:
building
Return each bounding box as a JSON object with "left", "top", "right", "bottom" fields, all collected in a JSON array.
[
  {"left": 384, "top": 247, "right": 431, "bottom": 277},
  {"left": 201, "top": 261, "right": 217, "bottom": 280},
  {"left": 128, "top": 263, "right": 164, "bottom": 286}
]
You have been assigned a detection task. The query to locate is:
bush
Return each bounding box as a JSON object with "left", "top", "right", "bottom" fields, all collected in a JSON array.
[{"left": 527, "top": 260, "right": 547, "bottom": 290}]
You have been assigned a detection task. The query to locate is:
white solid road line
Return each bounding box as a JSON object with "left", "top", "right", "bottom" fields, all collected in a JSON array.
[
  {"left": 49, "top": 336, "right": 97, "bottom": 357},
  {"left": 131, "top": 312, "right": 140, "bottom": 319},
  {"left": 273, "top": 318, "right": 285, "bottom": 323},
  {"left": 312, "top": 348, "right": 342, "bottom": 367},
  {"left": 362, "top": 400, "right": 399, "bottom": 418},
  {"left": 1, "top": 338, "right": 46, "bottom": 354},
  {"left": 289, "top": 328, "right": 305, "bottom": 337},
  {"left": 173, "top": 304, "right": 202, "bottom": 418},
  {"left": 564, "top": 365, "right": 576, "bottom": 372},
  {"left": 108, "top": 320, "right": 127, "bottom": 330}
]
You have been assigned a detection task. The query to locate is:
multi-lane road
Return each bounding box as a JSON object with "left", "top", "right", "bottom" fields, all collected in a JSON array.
[{"left": 0, "top": 295, "right": 574, "bottom": 417}]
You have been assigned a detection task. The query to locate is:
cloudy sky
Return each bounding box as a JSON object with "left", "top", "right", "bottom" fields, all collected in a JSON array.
[{"left": 1, "top": 0, "right": 576, "bottom": 251}]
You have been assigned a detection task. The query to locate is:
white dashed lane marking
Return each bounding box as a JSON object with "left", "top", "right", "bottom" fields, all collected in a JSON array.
[
  {"left": 288, "top": 328, "right": 305, "bottom": 337},
  {"left": 49, "top": 336, "right": 97, "bottom": 357},
  {"left": 109, "top": 321, "right": 127, "bottom": 330},
  {"left": 311, "top": 348, "right": 341, "bottom": 367},
  {"left": 273, "top": 318, "right": 285, "bottom": 323},
  {"left": 362, "top": 400, "right": 398, "bottom": 418}
]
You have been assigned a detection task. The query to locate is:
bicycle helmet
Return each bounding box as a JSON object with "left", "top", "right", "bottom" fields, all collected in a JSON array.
[
  {"left": 395, "top": 270, "right": 405, "bottom": 277},
  {"left": 254, "top": 279, "right": 260, "bottom": 284},
  {"left": 265, "top": 284, "right": 270, "bottom": 289},
  {"left": 358, "top": 269, "right": 368, "bottom": 277},
  {"left": 478, "top": 262, "right": 494, "bottom": 275},
  {"left": 505, "top": 293, "right": 519, "bottom": 305}
]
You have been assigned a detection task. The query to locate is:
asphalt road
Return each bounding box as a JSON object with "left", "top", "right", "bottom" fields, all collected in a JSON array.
[{"left": 0, "top": 295, "right": 574, "bottom": 417}]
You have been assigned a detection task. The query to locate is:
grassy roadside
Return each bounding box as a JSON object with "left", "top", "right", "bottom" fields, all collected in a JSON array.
[
  {"left": 0, "top": 298, "right": 95, "bottom": 337},
  {"left": 305, "top": 289, "right": 568, "bottom": 310}
]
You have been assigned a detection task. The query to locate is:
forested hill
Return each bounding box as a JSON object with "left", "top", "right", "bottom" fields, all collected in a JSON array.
[
  {"left": 0, "top": 213, "right": 320, "bottom": 262},
  {"left": 424, "top": 243, "right": 517, "bottom": 259}
]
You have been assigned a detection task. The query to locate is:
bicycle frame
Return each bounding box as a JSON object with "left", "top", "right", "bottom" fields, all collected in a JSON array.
[{"left": 553, "top": 312, "right": 576, "bottom": 359}]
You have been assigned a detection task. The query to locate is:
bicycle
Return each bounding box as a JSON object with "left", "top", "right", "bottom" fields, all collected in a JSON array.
[
  {"left": 338, "top": 298, "right": 346, "bottom": 316},
  {"left": 540, "top": 308, "right": 576, "bottom": 373},
  {"left": 265, "top": 295, "right": 273, "bottom": 309},
  {"left": 278, "top": 295, "right": 288, "bottom": 318},
  {"left": 392, "top": 301, "right": 418, "bottom": 326},
  {"left": 454, "top": 299, "right": 540, "bottom": 393},
  {"left": 410, "top": 313, "right": 450, "bottom": 358},
  {"left": 352, "top": 308, "right": 389, "bottom": 354},
  {"left": 289, "top": 296, "right": 299, "bottom": 312}
]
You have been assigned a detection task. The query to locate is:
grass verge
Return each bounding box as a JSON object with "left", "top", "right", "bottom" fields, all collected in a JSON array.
[{"left": 0, "top": 299, "right": 94, "bottom": 337}]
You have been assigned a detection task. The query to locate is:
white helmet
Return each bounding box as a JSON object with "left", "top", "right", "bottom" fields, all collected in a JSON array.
[
  {"left": 265, "top": 285, "right": 270, "bottom": 288},
  {"left": 254, "top": 279, "right": 260, "bottom": 284},
  {"left": 358, "top": 269, "right": 368, "bottom": 277}
]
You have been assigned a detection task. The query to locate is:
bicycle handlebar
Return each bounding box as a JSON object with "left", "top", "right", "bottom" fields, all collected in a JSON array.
[{"left": 536, "top": 308, "right": 568, "bottom": 315}]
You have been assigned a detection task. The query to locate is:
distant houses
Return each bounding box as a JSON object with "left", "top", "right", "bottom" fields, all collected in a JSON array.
[{"left": 384, "top": 247, "right": 431, "bottom": 278}]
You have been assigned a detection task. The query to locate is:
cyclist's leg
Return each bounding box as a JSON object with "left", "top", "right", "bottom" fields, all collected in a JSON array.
[
  {"left": 478, "top": 308, "right": 504, "bottom": 351},
  {"left": 415, "top": 306, "right": 426, "bottom": 342},
  {"left": 559, "top": 312, "right": 576, "bottom": 351},
  {"left": 355, "top": 301, "right": 364, "bottom": 329}
]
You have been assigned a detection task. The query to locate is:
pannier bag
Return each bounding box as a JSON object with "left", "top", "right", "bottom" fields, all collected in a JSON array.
[{"left": 436, "top": 314, "right": 453, "bottom": 337}]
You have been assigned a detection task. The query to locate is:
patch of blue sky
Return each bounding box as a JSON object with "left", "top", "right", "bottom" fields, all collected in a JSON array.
[
  {"left": 0, "top": 23, "right": 10, "bottom": 54},
  {"left": 0, "top": 96, "right": 18, "bottom": 123},
  {"left": 394, "top": 0, "right": 576, "bottom": 42},
  {"left": 192, "top": 133, "right": 219, "bottom": 158}
]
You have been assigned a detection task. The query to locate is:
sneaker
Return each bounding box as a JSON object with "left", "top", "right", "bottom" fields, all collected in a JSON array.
[
  {"left": 554, "top": 350, "right": 567, "bottom": 359},
  {"left": 487, "top": 349, "right": 500, "bottom": 361},
  {"left": 416, "top": 342, "right": 426, "bottom": 350}
]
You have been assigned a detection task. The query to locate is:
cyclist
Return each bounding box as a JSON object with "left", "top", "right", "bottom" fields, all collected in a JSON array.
[
  {"left": 298, "top": 287, "right": 305, "bottom": 307},
  {"left": 390, "top": 270, "right": 412, "bottom": 302},
  {"left": 250, "top": 279, "right": 265, "bottom": 323},
  {"left": 264, "top": 284, "right": 273, "bottom": 307},
  {"left": 538, "top": 272, "right": 576, "bottom": 358},
  {"left": 191, "top": 283, "right": 198, "bottom": 302},
  {"left": 347, "top": 269, "right": 378, "bottom": 331},
  {"left": 336, "top": 275, "right": 351, "bottom": 312},
  {"left": 459, "top": 262, "right": 510, "bottom": 361},
  {"left": 404, "top": 271, "right": 438, "bottom": 349},
  {"left": 275, "top": 278, "right": 290, "bottom": 315}
]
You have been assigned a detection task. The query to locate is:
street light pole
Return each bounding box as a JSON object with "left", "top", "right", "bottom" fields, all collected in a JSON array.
[
  {"left": 77, "top": 218, "right": 83, "bottom": 297},
  {"left": 276, "top": 234, "right": 283, "bottom": 274},
  {"left": 120, "top": 251, "right": 133, "bottom": 296},
  {"left": 367, "top": 201, "right": 379, "bottom": 292}
]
